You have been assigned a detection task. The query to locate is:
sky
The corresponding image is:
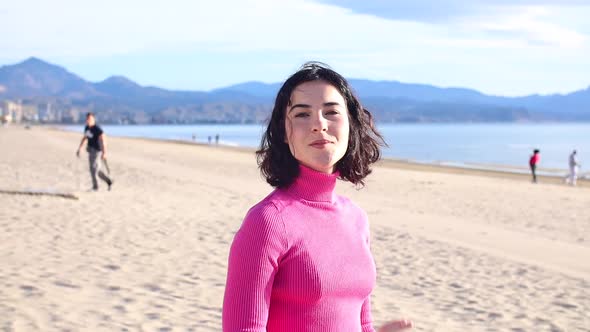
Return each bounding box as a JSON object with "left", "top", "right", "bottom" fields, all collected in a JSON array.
[{"left": 1, "top": 0, "right": 589, "bottom": 96}]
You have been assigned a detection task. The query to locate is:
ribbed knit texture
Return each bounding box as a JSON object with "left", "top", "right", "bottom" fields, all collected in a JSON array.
[{"left": 223, "top": 165, "right": 377, "bottom": 332}]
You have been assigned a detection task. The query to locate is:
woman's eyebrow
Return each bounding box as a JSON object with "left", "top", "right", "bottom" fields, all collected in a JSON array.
[
  {"left": 288, "top": 102, "right": 342, "bottom": 113},
  {"left": 289, "top": 104, "right": 311, "bottom": 113}
]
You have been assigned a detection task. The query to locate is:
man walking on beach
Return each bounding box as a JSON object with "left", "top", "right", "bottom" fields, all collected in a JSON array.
[
  {"left": 529, "top": 149, "right": 540, "bottom": 183},
  {"left": 76, "top": 112, "right": 114, "bottom": 191},
  {"left": 565, "top": 150, "right": 580, "bottom": 186}
]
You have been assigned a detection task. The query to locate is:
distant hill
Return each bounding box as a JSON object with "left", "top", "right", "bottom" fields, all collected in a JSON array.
[
  {"left": 0, "top": 57, "right": 589, "bottom": 124},
  {"left": 0, "top": 57, "right": 99, "bottom": 99},
  {"left": 211, "top": 81, "right": 282, "bottom": 99}
]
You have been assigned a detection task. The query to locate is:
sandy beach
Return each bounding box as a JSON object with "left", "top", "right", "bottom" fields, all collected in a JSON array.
[{"left": 1, "top": 125, "right": 588, "bottom": 331}]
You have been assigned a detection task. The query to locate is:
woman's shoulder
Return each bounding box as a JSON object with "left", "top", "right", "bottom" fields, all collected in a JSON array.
[
  {"left": 336, "top": 194, "right": 366, "bottom": 212},
  {"left": 237, "top": 191, "right": 289, "bottom": 242},
  {"left": 250, "top": 186, "right": 307, "bottom": 214},
  {"left": 242, "top": 190, "right": 289, "bottom": 226},
  {"left": 247, "top": 195, "right": 279, "bottom": 218}
]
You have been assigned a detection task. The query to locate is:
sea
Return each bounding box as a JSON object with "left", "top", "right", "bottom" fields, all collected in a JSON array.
[{"left": 60, "top": 123, "right": 590, "bottom": 176}]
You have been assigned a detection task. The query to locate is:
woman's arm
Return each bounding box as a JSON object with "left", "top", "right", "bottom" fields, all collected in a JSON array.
[
  {"left": 222, "top": 203, "right": 287, "bottom": 331},
  {"left": 378, "top": 319, "right": 413, "bottom": 332},
  {"left": 361, "top": 296, "right": 376, "bottom": 332}
]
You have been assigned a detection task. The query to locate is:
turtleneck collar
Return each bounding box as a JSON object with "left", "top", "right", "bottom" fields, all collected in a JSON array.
[{"left": 284, "top": 164, "right": 339, "bottom": 203}]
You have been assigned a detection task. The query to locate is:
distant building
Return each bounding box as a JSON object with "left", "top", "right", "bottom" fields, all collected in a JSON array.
[
  {"left": 22, "top": 104, "right": 39, "bottom": 122},
  {"left": 0, "top": 100, "right": 23, "bottom": 123},
  {"left": 39, "top": 102, "right": 55, "bottom": 122},
  {"left": 0, "top": 105, "right": 11, "bottom": 124},
  {"left": 61, "top": 107, "right": 82, "bottom": 124}
]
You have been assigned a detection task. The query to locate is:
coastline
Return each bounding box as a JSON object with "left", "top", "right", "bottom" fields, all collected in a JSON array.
[{"left": 47, "top": 124, "right": 589, "bottom": 188}]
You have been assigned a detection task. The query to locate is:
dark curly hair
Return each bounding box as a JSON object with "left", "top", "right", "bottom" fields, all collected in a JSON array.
[{"left": 256, "top": 62, "right": 385, "bottom": 188}]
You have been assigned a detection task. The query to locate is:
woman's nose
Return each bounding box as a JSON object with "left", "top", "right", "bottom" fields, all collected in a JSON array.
[{"left": 311, "top": 114, "right": 328, "bottom": 132}]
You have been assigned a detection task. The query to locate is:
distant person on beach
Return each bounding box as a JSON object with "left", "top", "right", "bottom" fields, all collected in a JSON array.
[
  {"left": 529, "top": 149, "right": 540, "bottom": 183},
  {"left": 222, "top": 62, "right": 412, "bottom": 332},
  {"left": 565, "top": 150, "right": 580, "bottom": 186},
  {"left": 76, "top": 112, "right": 114, "bottom": 191},
  {"left": 208, "top": 135, "right": 212, "bottom": 144},
  {"left": 215, "top": 133, "right": 220, "bottom": 145}
]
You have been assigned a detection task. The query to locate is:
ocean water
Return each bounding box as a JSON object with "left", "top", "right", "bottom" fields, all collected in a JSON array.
[{"left": 61, "top": 123, "right": 590, "bottom": 173}]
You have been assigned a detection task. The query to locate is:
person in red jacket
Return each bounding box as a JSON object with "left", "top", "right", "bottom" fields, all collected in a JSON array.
[{"left": 529, "top": 149, "right": 540, "bottom": 183}]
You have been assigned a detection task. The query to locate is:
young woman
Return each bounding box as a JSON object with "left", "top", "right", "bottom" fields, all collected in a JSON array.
[{"left": 222, "top": 62, "right": 412, "bottom": 332}]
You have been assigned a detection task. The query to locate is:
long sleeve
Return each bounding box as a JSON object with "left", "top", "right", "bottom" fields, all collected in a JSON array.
[
  {"left": 222, "top": 203, "right": 287, "bottom": 331},
  {"left": 360, "top": 218, "right": 376, "bottom": 332},
  {"left": 361, "top": 296, "right": 376, "bottom": 332}
]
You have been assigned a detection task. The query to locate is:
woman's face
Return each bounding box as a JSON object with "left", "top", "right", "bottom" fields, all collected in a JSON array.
[{"left": 284, "top": 80, "right": 350, "bottom": 174}]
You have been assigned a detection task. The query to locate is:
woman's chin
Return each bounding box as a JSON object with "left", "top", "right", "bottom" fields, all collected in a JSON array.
[{"left": 300, "top": 161, "right": 335, "bottom": 174}]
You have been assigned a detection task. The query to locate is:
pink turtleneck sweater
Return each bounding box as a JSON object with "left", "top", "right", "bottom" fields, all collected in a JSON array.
[{"left": 223, "top": 165, "right": 376, "bottom": 332}]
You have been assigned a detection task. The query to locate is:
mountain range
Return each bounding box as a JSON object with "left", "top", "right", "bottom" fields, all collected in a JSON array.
[{"left": 1, "top": 57, "right": 589, "bottom": 123}]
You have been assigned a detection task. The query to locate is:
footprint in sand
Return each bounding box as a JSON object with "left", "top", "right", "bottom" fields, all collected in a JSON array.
[
  {"left": 54, "top": 280, "right": 81, "bottom": 289},
  {"left": 20, "top": 285, "right": 44, "bottom": 297}
]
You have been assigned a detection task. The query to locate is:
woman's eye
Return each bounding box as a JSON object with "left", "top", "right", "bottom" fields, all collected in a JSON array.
[
  {"left": 294, "top": 112, "right": 309, "bottom": 118},
  {"left": 325, "top": 110, "right": 339, "bottom": 115}
]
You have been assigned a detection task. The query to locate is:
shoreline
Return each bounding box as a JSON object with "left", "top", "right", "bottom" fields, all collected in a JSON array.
[{"left": 45, "top": 124, "right": 588, "bottom": 188}]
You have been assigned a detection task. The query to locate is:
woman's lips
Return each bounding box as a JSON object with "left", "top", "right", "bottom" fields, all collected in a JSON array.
[{"left": 309, "top": 139, "right": 332, "bottom": 148}]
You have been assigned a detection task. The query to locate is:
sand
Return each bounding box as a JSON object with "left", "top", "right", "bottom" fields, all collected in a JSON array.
[{"left": 0, "top": 125, "right": 588, "bottom": 331}]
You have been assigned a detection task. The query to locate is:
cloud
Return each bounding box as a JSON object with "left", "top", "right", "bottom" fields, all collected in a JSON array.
[
  {"left": 1, "top": 0, "right": 587, "bottom": 58},
  {"left": 313, "top": 0, "right": 589, "bottom": 49},
  {"left": 460, "top": 6, "right": 588, "bottom": 49},
  {"left": 313, "top": 0, "right": 590, "bottom": 23},
  {"left": 0, "top": 0, "right": 401, "bottom": 57},
  {"left": 0, "top": 0, "right": 588, "bottom": 96}
]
